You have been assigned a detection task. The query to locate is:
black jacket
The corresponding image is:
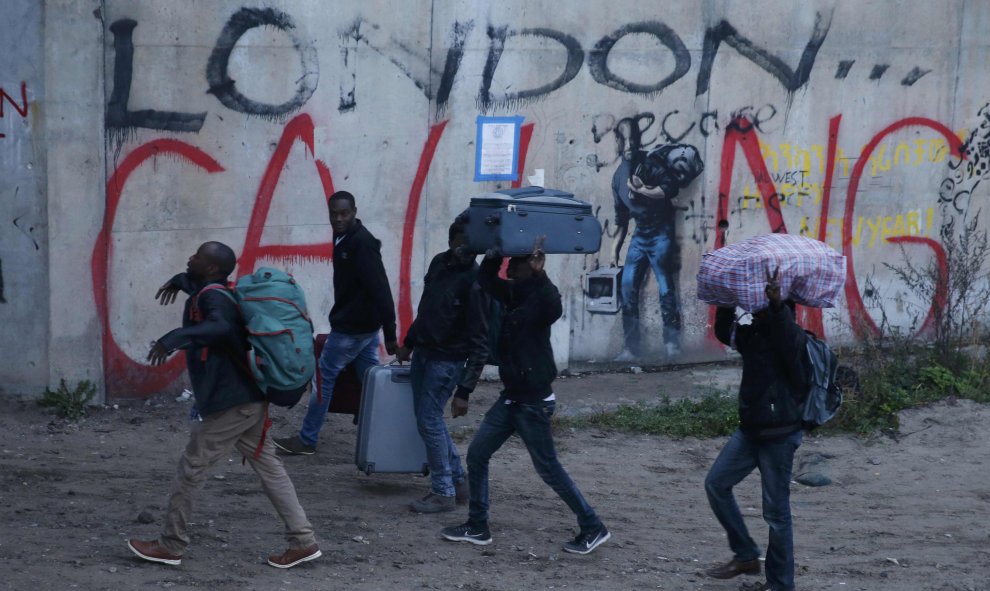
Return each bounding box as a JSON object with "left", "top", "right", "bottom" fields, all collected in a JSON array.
[
  {"left": 715, "top": 304, "right": 812, "bottom": 440},
  {"left": 328, "top": 219, "right": 397, "bottom": 343},
  {"left": 156, "top": 274, "right": 262, "bottom": 418},
  {"left": 478, "top": 257, "right": 562, "bottom": 402},
  {"left": 403, "top": 250, "right": 489, "bottom": 400}
]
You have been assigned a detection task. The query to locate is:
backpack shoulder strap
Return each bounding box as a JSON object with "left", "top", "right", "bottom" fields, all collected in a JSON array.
[{"left": 191, "top": 283, "right": 237, "bottom": 322}]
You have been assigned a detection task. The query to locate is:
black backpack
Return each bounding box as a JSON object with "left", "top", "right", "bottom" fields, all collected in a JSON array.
[{"left": 801, "top": 332, "right": 843, "bottom": 428}]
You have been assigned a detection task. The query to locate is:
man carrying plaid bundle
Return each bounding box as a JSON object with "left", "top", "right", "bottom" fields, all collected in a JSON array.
[{"left": 703, "top": 268, "right": 812, "bottom": 591}]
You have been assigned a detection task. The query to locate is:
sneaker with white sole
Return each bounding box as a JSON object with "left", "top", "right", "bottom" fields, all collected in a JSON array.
[
  {"left": 272, "top": 435, "right": 316, "bottom": 456},
  {"left": 267, "top": 544, "right": 321, "bottom": 568},
  {"left": 409, "top": 492, "right": 456, "bottom": 514},
  {"left": 127, "top": 539, "right": 181, "bottom": 566},
  {"left": 563, "top": 525, "right": 611, "bottom": 554},
  {"left": 440, "top": 521, "right": 492, "bottom": 546}
]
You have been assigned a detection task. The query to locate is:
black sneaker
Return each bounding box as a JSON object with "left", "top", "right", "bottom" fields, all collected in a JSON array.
[
  {"left": 440, "top": 522, "right": 492, "bottom": 546},
  {"left": 563, "top": 525, "right": 611, "bottom": 555},
  {"left": 272, "top": 435, "right": 316, "bottom": 455},
  {"left": 409, "top": 492, "right": 456, "bottom": 514}
]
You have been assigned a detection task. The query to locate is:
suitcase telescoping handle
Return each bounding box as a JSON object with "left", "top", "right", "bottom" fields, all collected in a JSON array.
[
  {"left": 508, "top": 186, "right": 545, "bottom": 197},
  {"left": 385, "top": 360, "right": 412, "bottom": 383}
]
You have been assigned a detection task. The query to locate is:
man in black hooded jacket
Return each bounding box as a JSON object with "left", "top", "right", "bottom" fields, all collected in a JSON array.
[
  {"left": 396, "top": 220, "right": 489, "bottom": 513},
  {"left": 704, "top": 268, "right": 811, "bottom": 591},
  {"left": 441, "top": 238, "right": 610, "bottom": 555},
  {"left": 274, "top": 190, "right": 398, "bottom": 455}
]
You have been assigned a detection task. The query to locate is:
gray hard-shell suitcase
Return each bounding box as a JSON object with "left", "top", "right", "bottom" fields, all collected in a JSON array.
[
  {"left": 460, "top": 187, "right": 602, "bottom": 256},
  {"left": 354, "top": 365, "right": 429, "bottom": 476}
]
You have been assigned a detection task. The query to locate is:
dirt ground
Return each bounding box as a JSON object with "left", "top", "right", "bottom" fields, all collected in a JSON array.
[{"left": 1, "top": 367, "right": 988, "bottom": 591}]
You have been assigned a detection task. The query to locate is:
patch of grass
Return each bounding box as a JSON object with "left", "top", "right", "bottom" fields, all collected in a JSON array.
[
  {"left": 559, "top": 347, "right": 990, "bottom": 439},
  {"left": 558, "top": 390, "right": 738, "bottom": 438},
  {"left": 823, "top": 346, "right": 990, "bottom": 436},
  {"left": 38, "top": 379, "right": 96, "bottom": 420}
]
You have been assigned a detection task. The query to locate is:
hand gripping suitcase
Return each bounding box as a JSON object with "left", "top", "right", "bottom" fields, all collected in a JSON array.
[
  {"left": 460, "top": 187, "right": 602, "bottom": 256},
  {"left": 354, "top": 365, "right": 429, "bottom": 476}
]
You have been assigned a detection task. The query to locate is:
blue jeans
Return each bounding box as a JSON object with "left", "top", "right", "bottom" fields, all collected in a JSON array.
[
  {"left": 705, "top": 428, "right": 803, "bottom": 591},
  {"left": 410, "top": 351, "right": 466, "bottom": 497},
  {"left": 299, "top": 330, "right": 379, "bottom": 447},
  {"left": 467, "top": 396, "right": 601, "bottom": 533},
  {"left": 621, "top": 229, "right": 681, "bottom": 354}
]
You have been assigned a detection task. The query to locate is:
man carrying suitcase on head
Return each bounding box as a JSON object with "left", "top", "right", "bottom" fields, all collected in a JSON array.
[
  {"left": 395, "top": 219, "right": 489, "bottom": 513},
  {"left": 441, "top": 237, "right": 610, "bottom": 554},
  {"left": 274, "top": 190, "right": 398, "bottom": 455}
]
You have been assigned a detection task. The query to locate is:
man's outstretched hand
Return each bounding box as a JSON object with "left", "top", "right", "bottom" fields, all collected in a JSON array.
[
  {"left": 155, "top": 279, "right": 181, "bottom": 306},
  {"left": 147, "top": 341, "right": 172, "bottom": 366}
]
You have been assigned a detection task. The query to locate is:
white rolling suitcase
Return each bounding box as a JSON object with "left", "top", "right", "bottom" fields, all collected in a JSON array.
[{"left": 354, "top": 365, "right": 429, "bottom": 476}]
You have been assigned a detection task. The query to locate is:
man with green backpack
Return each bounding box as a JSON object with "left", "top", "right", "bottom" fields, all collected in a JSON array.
[{"left": 127, "top": 242, "right": 321, "bottom": 569}]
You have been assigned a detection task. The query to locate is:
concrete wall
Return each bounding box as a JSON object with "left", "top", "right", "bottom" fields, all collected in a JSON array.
[
  {"left": 6, "top": 0, "right": 990, "bottom": 399},
  {"left": 0, "top": 1, "right": 47, "bottom": 394}
]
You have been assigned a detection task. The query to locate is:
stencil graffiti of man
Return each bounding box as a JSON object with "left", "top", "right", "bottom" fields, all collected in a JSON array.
[{"left": 610, "top": 117, "right": 704, "bottom": 362}]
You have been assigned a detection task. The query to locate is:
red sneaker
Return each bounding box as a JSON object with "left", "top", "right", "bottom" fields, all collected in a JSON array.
[
  {"left": 267, "top": 544, "right": 321, "bottom": 568},
  {"left": 127, "top": 539, "right": 181, "bottom": 566}
]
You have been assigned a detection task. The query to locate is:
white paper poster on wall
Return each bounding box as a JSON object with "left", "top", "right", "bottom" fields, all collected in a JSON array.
[{"left": 474, "top": 115, "right": 523, "bottom": 181}]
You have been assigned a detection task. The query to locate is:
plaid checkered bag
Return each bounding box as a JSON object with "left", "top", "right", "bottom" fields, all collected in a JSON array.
[{"left": 696, "top": 233, "right": 847, "bottom": 311}]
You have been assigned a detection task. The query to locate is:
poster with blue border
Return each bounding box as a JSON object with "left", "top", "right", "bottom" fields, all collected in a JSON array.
[{"left": 474, "top": 115, "right": 524, "bottom": 181}]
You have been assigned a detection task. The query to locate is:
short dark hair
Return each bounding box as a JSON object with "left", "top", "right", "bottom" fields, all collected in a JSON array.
[
  {"left": 328, "top": 190, "right": 356, "bottom": 209},
  {"left": 200, "top": 241, "right": 237, "bottom": 277},
  {"left": 448, "top": 220, "right": 467, "bottom": 242}
]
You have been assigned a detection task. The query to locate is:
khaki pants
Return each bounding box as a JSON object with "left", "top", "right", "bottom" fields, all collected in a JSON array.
[{"left": 159, "top": 402, "right": 316, "bottom": 555}]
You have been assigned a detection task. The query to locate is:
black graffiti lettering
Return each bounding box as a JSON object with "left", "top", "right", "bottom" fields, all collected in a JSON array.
[
  {"left": 106, "top": 19, "right": 206, "bottom": 133},
  {"left": 479, "top": 26, "right": 583, "bottom": 110},
  {"left": 699, "top": 111, "right": 719, "bottom": 136},
  {"left": 869, "top": 64, "right": 890, "bottom": 80},
  {"left": 727, "top": 108, "right": 756, "bottom": 132},
  {"left": 435, "top": 21, "right": 474, "bottom": 114},
  {"left": 753, "top": 103, "right": 777, "bottom": 133},
  {"left": 696, "top": 10, "right": 832, "bottom": 96},
  {"left": 614, "top": 113, "right": 656, "bottom": 156},
  {"left": 479, "top": 25, "right": 510, "bottom": 110},
  {"left": 206, "top": 8, "right": 319, "bottom": 119},
  {"left": 591, "top": 114, "right": 617, "bottom": 144},
  {"left": 835, "top": 60, "right": 855, "bottom": 79},
  {"left": 339, "top": 18, "right": 473, "bottom": 115},
  {"left": 588, "top": 22, "right": 690, "bottom": 95},
  {"left": 338, "top": 19, "right": 361, "bottom": 113},
  {"left": 660, "top": 110, "right": 694, "bottom": 143}
]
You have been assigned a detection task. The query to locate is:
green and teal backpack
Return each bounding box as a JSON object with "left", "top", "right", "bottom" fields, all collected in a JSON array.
[{"left": 199, "top": 267, "right": 315, "bottom": 407}]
